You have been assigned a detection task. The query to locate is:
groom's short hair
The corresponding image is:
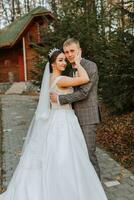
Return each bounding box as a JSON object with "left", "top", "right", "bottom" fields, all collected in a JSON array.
[{"left": 63, "top": 38, "right": 80, "bottom": 48}]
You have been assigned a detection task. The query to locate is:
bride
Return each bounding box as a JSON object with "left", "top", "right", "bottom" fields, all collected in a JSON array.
[{"left": 0, "top": 48, "right": 108, "bottom": 200}]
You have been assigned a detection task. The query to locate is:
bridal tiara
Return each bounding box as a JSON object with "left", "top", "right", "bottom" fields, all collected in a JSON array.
[{"left": 48, "top": 48, "right": 60, "bottom": 58}]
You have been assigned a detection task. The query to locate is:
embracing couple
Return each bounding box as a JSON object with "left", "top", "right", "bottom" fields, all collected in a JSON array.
[{"left": 0, "top": 38, "right": 107, "bottom": 200}]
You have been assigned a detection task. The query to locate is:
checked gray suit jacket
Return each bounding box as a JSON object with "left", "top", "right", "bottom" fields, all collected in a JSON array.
[{"left": 59, "top": 58, "right": 100, "bottom": 125}]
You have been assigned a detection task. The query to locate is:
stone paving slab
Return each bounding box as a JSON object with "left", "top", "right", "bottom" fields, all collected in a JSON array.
[{"left": 0, "top": 94, "right": 134, "bottom": 199}]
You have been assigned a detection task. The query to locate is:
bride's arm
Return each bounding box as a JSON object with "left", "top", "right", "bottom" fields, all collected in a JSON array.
[
  {"left": 57, "top": 66, "right": 89, "bottom": 87},
  {"left": 59, "top": 61, "right": 98, "bottom": 104},
  {"left": 57, "top": 53, "right": 90, "bottom": 87}
]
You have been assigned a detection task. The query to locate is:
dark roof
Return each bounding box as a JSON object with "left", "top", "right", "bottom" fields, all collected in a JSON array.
[{"left": 0, "top": 6, "right": 54, "bottom": 48}]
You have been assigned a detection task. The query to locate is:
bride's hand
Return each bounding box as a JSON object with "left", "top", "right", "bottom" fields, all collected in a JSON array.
[{"left": 74, "top": 50, "right": 82, "bottom": 68}]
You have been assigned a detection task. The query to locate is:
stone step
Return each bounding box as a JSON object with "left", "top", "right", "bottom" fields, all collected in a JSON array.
[{"left": 5, "top": 82, "right": 26, "bottom": 94}]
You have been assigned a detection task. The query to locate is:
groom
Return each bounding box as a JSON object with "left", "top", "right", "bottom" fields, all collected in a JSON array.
[{"left": 50, "top": 38, "right": 101, "bottom": 178}]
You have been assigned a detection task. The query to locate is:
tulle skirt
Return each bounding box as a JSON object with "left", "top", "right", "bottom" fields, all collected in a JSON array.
[{"left": 0, "top": 109, "right": 107, "bottom": 200}]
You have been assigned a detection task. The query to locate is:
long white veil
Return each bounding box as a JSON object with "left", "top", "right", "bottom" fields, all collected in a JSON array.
[
  {"left": 35, "top": 62, "right": 50, "bottom": 120},
  {"left": 21, "top": 62, "right": 51, "bottom": 155}
]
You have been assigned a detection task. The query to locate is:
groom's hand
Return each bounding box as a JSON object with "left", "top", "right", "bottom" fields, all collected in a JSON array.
[{"left": 50, "top": 92, "right": 58, "bottom": 103}]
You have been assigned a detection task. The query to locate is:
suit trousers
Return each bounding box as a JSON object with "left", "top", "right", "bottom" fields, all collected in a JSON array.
[{"left": 81, "top": 124, "right": 101, "bottom": 179}]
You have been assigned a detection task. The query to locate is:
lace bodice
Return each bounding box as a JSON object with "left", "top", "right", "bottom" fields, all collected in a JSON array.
[{"left": 50, "top": 76, "right": 73, "bottom": 110}]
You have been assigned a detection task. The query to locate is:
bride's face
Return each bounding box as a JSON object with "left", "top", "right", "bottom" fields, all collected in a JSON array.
[{"left": 52, "top": 53, "right": 67, "bottom": 72}]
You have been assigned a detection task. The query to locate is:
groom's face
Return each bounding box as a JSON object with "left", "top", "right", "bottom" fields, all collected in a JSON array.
[{"left": 63, "top": 43, "right": 80, "bottom": 65}]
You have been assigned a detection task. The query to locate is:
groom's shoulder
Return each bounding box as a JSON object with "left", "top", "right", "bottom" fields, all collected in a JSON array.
[{"left": 81, "top": 58, "right": 98, "bottom": 71}]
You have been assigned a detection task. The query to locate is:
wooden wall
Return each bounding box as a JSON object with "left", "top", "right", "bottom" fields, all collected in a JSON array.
[
  {"left": 24, "top": 19, "right": 48, "bottom": 80},
  {"left": 0, "top": 48, "right": 20, "bottom": 82},
  {"left": 25, "top": 23, "right": 39, "bottom": 80}
]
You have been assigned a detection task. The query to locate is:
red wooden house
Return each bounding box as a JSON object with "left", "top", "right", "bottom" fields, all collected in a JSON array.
[{"left": 0, "top": 6, "right": 54, "bottom": 83}]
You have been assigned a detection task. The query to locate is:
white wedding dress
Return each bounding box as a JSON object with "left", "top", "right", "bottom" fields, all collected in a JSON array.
[{"left": 0, "top": 76, "right": 107, "bottom": 200}]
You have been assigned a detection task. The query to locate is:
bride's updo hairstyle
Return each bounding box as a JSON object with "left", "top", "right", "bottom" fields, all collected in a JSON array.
[{"left": 48, "top": 48, "right": 62, "bottom": 72}]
